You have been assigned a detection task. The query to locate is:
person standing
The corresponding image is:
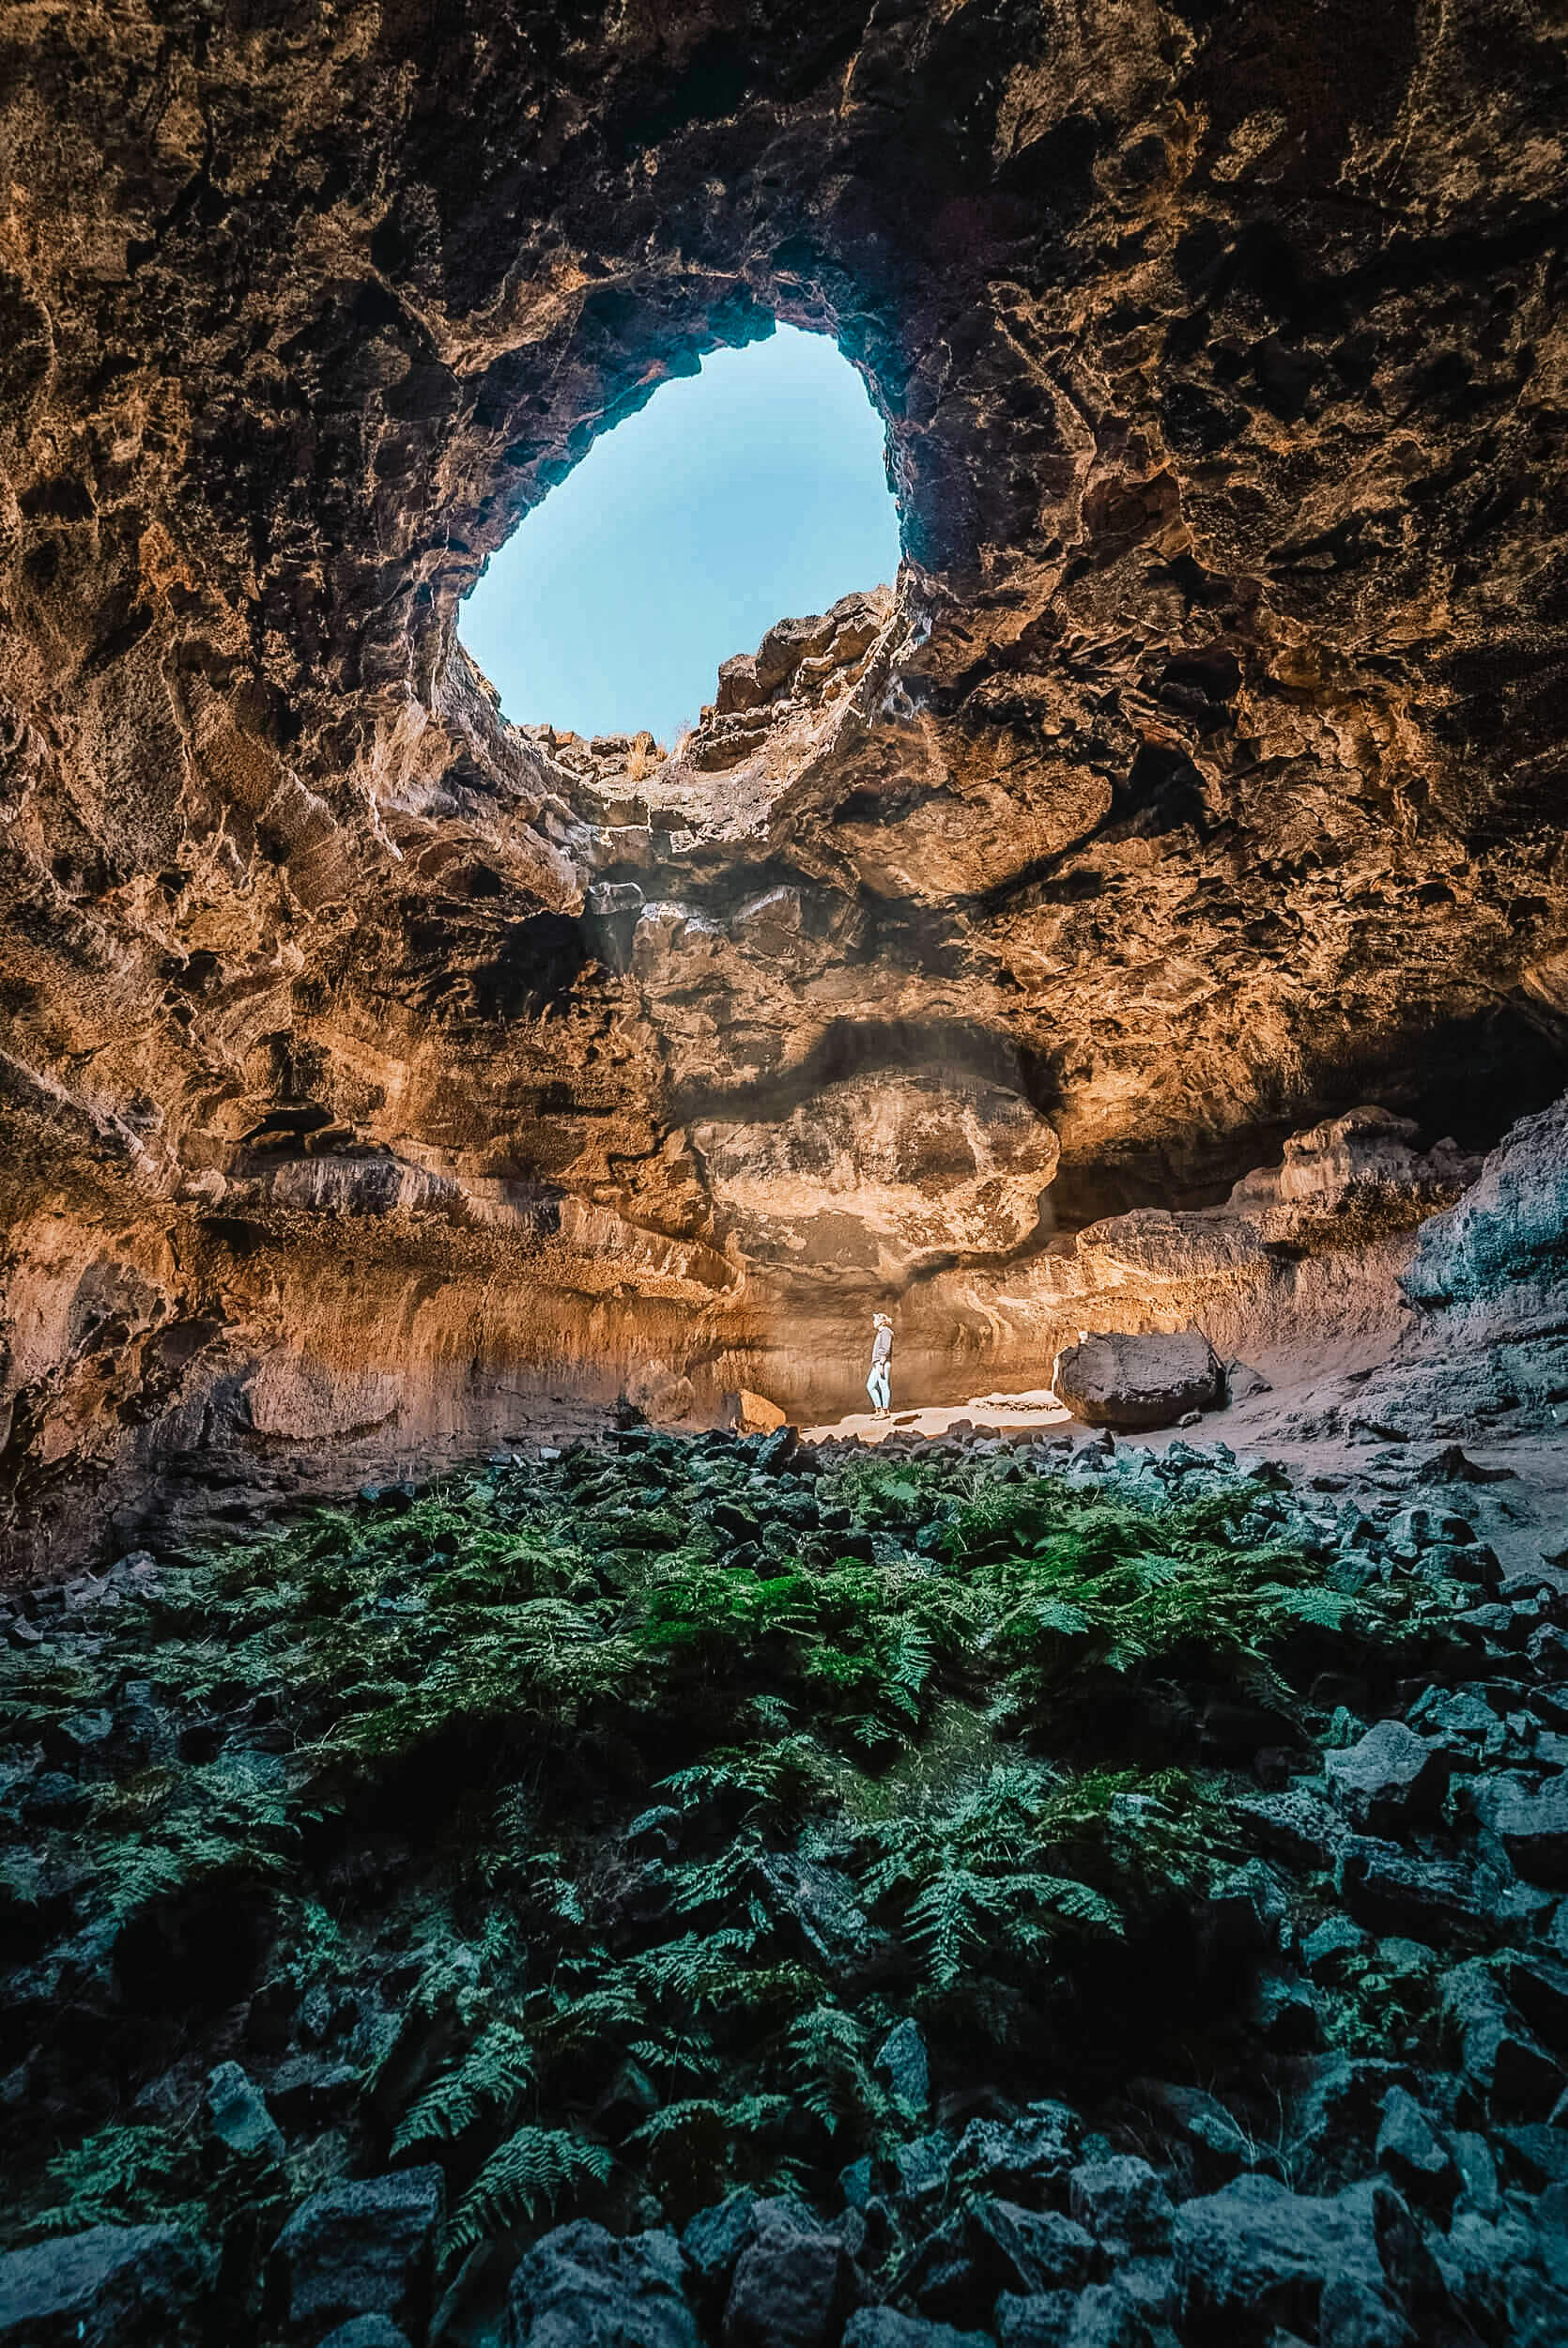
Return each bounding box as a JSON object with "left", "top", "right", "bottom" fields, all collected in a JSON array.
[{"left": 866, "top": 1312, "right": 893, "bottom": 1416}]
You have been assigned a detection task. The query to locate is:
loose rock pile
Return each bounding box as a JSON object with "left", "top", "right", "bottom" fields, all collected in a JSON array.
[{"left": 2, "top": 1425, "right": 1566, "bottom": 2346}]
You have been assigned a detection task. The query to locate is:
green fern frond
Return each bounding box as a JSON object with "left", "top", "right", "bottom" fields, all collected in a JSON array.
[
  {"left": 446, "top": 2126, "right": 611, "bottom": 2259},
  {"left": 392, "top": 2021, "right": 534, "bottom": 2155}
]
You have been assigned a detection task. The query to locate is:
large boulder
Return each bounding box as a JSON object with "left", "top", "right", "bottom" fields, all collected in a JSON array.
[
  {"left": 723, "top": 2201, "right": 853, "bottom": 2348},
  {"left": 1053, "top": 1329, "right": 1222, "bottom": 1431},
  {"left": 0, "top": 2224, "right": 213, "bottom": 2348},
  {"left": 503, "top": 2222, "right": 699, "bottom": 2348},
  {"left": 268, "top": 2168, "right": 444, "bottom": 2345},
  {"left": 1173, "top": 2174, "right": 1381, "bottom": 2341}
]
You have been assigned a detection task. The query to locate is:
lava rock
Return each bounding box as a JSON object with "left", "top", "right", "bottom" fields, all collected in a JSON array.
[
  {"left": 1335, "top": 1838, "right": 1488, "bottom": 1942},
  {"left": 317, "top": 2324, "right": 412, "bottom": 2348},
  {"left": 1325, "top": 1721, "right": 1452, "bottom": 1834},
  {"left": 875, "top": 2017, "right": 930, "bottom": 2113},
  {"left": 902, "top": 2201, "right": 1097, "bottom": 2321},
  {"left": 1173, "top": 2173, "right": 1381, "bottom": 2342},
  {"left": 0, "top": 2223, "right": 214, "bottom": 2348},
  {"left": 723, "top": 2201, "right": 853, "bottom": 2348},
  {"left": 1053, "top": 1329, "right": 1222, "bottom": 1432},
  {"left": 994, "top": 2294, "right": 1079, "bottom": 2348},
  {"left": 205, "top": 2060, "right": 284, "bottom": 2161},
  {"left": 682, "top": 2194, "right": 760, "bottom": 2317},
  {"left": 269, "top": 2167, "right": 444, "bottom": 2344},
  {"left": 951, "top": 2105, "right": 1082, "bottom": 2205},
  {"left": 842, "top": 2315, "right": 991, "bottom": 2348},
  {"left": 1068, "top": 2157, "right": 1174, "bottom": 2255},
  {"left": 1492, "top": 1775, "right": 1568, "bottom": 1887},
  {"left": 1440, "top": 1961, "right": 1564, "bottom": 2116},
  {"left": 1374, "top": 2086, "right": 1457, "bottom": 2208},
  {"left": 503, "top": 2222, "right": 698, "bottom": 2348}
]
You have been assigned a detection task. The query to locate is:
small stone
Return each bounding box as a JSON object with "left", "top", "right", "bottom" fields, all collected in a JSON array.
[
  {"left": 205, "top": 2062, "right": 284, "bottom": 2162},
  {"left": 875, "top": 2017, "right": 930, "bottom": 2113}
]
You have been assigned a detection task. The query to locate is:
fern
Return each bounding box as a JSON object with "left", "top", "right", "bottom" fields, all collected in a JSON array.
[
  {"left": 29, "top": 2124, "right": 200, "bottom": 2236},
  {"left": 446, "top": 2126, "right": 612, "bottom": 2258},
  {"left": 786, "top": 2003, "right": 893, "bottom": 2135},
  {"left": 392, "top": 2021, "right": 535, "bottom": 2154},
  {"left": 631, "top": 2094, "right": 793, "bottom": 2148}
]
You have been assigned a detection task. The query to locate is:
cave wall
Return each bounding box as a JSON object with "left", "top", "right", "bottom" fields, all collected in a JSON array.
[{"left": 2, "top": 0, "right": 1566, "bottom": 1565}]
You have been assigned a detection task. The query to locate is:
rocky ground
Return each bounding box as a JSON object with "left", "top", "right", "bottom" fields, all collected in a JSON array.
[{"left": 4, "top": 1410, "right": 1568, "bottom": 2346}]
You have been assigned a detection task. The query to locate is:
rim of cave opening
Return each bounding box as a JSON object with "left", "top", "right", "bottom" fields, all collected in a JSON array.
[{"left": 456, "top": 319, "right": 904, "bottom": 755}]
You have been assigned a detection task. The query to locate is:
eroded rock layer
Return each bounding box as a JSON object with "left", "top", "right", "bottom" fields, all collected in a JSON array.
[{"left": 2, "top": 1, "right": 1567, "bottom": 1562}]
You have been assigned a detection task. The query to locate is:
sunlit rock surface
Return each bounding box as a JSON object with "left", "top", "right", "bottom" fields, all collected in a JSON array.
[{"left": 1, "top": 1, "right": 1566, "bottom": 1562}]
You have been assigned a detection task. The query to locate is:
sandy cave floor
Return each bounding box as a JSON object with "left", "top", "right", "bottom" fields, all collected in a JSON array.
[{"left": 803, "top": 1377, "right": 1568, "bottom": 1583}]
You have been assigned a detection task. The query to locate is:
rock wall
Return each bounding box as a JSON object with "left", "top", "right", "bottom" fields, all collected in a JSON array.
[{"left": 2, "top": 1, "right": 1567, "bottom": 1564}]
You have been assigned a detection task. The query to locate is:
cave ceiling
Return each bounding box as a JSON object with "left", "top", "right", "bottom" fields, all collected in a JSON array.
[{"left": 1, "top": 0, "right": 1566, "bottom": 1554}]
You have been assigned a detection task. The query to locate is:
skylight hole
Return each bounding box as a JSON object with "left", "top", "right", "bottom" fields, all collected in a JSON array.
[{"left": 459, "top": 322, "right": 902, "bottom": 752}]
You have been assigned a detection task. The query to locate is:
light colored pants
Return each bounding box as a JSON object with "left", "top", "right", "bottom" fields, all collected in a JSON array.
[{"left": 867, "top": 1362, "right": 890, "bottom": 1411}]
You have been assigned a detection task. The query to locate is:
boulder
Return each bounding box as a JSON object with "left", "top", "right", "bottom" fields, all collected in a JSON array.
[
  {"left": 1492, "top": 1775, "right": 1568, "bottom": 1886},
  {"left": 951, "top": 2105, "right": 1081, "bottom": 2205},
  {"left": 995, "top": 2294, "right": 1079, "bottom": 2348},
  {"left": 1334, "top": 1838, "right": 1488, "bottom": 1943},
  {"left": 1324, "top": 1721, "right": 1452, "bottom": 1834},
  {"left": 1068, "top": 2157, "right": 1174, "bottom": 2254},
  {"left": 1173, "top": 2174, "right": 1381, "bottom": 2342},
  {"left": 843, "top": 2316, "right": 991, "bottom": 2348},
  {"left": 205, "top": 2059, "right": 284, "bottom": 2162},
  {"left": 0, "top": 2224, "right": 213, "bottom": 2348},
  {"left": 1374, "top": 2087, "right": 1457, "bottom": 2208},
  {"left": 724, "top": 1388, "right": 788, "bottom": 1436},
  {"left": 1439, "top": 1961, "right": 1563, "bottom": 2116},
  {"left": 902, "top": 2201, "right": 1096, "bottom": 2321},
  {"left": 318, "top": 2325, "right": 412, "bottom": 2348},
  {"left": 723, "top": 2201, "right": 852, "bottom": 2348},
  {"left": 1053, "top": 1329, "right": 1222, "bottom": 1432},
  {"left": 875, "top": 2018, "right": 930, "bottom": 2113},
  {"left": 269, "top": 2168, "right": 444, "bottom": 2345},
  {"left": 504, "top": 2223, "right": 699, "bottom": 2348},
  {"left": 681, "top": 2194, "right": 761, "bottom": 2317}
]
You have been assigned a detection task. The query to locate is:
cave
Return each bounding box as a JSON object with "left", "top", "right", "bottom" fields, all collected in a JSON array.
[{"left": 2, "top": 5, "right": 1567, "bottom": 2343}]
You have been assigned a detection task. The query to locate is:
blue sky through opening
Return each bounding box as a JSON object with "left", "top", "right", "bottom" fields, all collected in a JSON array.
[{"left": 460, "top": 323, "right": 901, "bottom": 749}]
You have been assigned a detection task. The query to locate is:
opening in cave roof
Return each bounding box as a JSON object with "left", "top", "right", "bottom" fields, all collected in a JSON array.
[{"left": 459, "top": 322, "right": 902, "bottom": 752}]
